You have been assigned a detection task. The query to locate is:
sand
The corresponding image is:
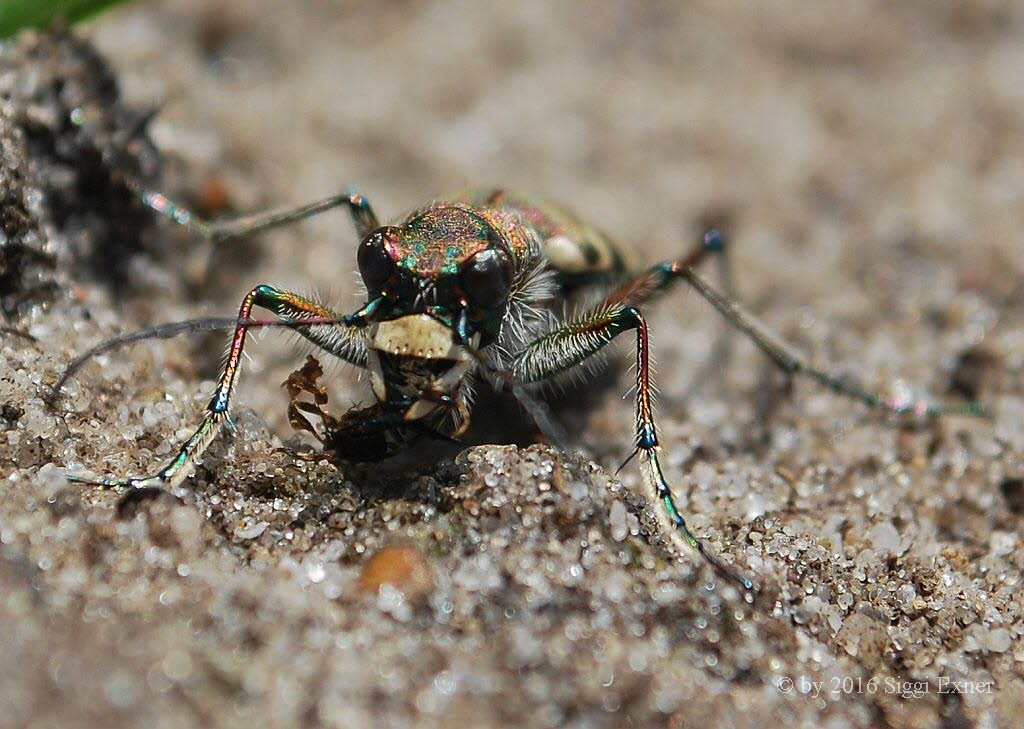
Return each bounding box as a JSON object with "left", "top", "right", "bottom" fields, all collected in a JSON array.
[{"left": 1, "top": 2, "right": 1023, "bottom": 727}]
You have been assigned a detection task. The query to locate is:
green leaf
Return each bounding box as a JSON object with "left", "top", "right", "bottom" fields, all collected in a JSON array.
[{"left": 0, "top": 0, "right": 133, "bottom": 39}]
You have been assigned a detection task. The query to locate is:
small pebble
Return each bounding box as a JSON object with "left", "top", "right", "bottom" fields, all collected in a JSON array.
[
  {"left": 609, "top": 501, "right": 628, "bottom": 542},
  {"left": 868, "top": 521, "right": 902, "bottom": 555},
  {"left": 358, "top": 544, "right": 434, "bottom": 600},
  {"left": 987, "top": 628, "right": 1011, "bottom": 653}
]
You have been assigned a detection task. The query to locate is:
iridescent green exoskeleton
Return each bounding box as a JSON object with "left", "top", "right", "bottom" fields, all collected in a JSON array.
[{"left": 60, "top": 187, "right": 988, "bottom": 591}]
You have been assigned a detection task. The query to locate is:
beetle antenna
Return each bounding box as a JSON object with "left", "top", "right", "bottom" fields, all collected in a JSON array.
[{"left": 50, "top": 315, "right": 351, "bottom": 401}]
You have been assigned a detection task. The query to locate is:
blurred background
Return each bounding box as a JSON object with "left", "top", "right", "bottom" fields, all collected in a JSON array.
[{"left": 77, "top": 0, "right": 1024, "bottom": 430}]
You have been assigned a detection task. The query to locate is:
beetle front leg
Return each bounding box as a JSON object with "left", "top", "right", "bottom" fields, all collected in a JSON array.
[
  {"left": 71, "top": 285, "right": 368, "bottom": 490},
  {"left": 510, "top": 305, "right": 753, "bottom": 591}
]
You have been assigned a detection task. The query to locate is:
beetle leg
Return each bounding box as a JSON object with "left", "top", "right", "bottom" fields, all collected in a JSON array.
[
  {"left": 133, "top": 183, "right": 382, "bottom": 284},
  {"left": 606, "top": 231, "right": 985, "bottom": 419},
  {"left": 457, "top": 345, "right": 572, "bottom": 449},
  {"left": 510, "top": 304, "right": 753, "bottom": 591},
  {"left": 70, "top": 286, "right": 369, "bottom": 490},
  {"left": 607, "top": 230, "right": 738, "bottom": 399},
  {"left": 510, "top": 385, "right": 573, "bottom": 451},
  {"left": 673, "top": 264, "right": 987, "bottom": 418},
  {"left": 133, "top": 184, "right": 381, "bottom": 242},
  {"left": 604, "top": 229, "right": 733, "bottom": 309}
]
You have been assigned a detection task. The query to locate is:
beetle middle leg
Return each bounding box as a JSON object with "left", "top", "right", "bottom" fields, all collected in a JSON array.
[
  {"left": 137, "top": 185, "right": 381, "bottom": 242},
  {"left": 71, "top": 285, "right": 369, "bottom": 490},
  {"left": 135, "top": 183, "right": 382, "bottom": 283},
  {"left": 604, "top": 229, "right": 734, "bottom": 309},
  {"left": 505, "top": 240, "right": 983, "bottom": 587},
  {"left": 607, "top": 230, "right": 740, "bottom": 401},
  {"left": 673, "top": 264, "right": 985, "bottom": 417},
  {"left": 131, "top": 181, "right": 381, "bottom": 285}
]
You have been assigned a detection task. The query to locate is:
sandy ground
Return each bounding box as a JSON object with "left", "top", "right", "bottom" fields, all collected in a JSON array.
[{"left": 2, "top": 1, "right": 1023, "bottom": 727}]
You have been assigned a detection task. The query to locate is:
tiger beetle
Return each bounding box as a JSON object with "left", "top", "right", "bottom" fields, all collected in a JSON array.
[{"left": 58, "top": 186, "right": 988, "bottom": 592}]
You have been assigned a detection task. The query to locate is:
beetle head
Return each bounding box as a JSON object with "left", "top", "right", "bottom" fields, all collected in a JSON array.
[{"left": 356, "top": 205, "right": 514, "bottom": 345}]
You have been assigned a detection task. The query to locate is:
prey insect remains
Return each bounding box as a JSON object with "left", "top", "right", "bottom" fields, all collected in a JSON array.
[{"left": 58, "top": 187, "right": 987, "bottom": 591}]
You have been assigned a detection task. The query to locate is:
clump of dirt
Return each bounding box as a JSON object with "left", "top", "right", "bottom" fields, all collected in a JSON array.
[
  {"left": 0, "top": 83, "right": 55, "bottom": 317},
  {"left": 281, "top": 354, "right": 337, "bottom": 442},
  {"left": 282, "top": 354, "right": 451, "bottom": 463},
  {"left": 0, "top": 25, "right": 164, "bottom": 314}
]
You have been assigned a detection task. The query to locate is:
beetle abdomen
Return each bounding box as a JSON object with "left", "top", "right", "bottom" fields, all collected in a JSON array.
[{"left": 461, "top": 189, "right": 627, "bottom": 282}]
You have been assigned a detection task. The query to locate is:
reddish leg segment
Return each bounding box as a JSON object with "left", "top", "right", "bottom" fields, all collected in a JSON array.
[{"left": 70, "top": 285, "right": 367, "bottom": 490}]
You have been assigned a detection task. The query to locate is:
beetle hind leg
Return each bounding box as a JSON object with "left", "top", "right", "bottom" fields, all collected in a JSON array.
[
  {"left": 510, "top": 384, "right": 573, "bottom": 451},
  {"left": 608, "top": 231, "right": 986, "bottom": 419}
]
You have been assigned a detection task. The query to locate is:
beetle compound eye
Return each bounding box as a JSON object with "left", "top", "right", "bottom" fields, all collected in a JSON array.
[
  {"left": 358, "top": 230, "right": 396, "bottom": 291},
  {"left": 460, "top": 248, "right": 513, "bottom": 308}
]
